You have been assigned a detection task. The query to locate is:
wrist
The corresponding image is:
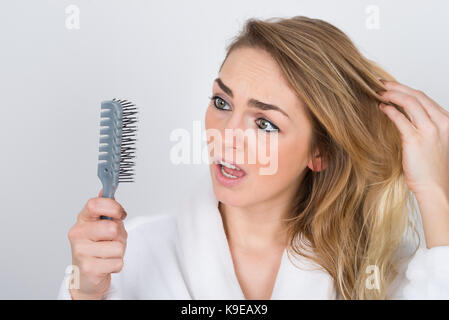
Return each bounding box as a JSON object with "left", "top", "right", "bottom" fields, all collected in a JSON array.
[
  {"left": 414, "top": 186, "right": 449, "bottom": 211},
  {"left": 414, "top": 187, "right": 449, "bottom": 249}
]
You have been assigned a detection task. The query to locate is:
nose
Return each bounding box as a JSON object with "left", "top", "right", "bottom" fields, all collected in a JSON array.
[{"left": 223, "top": 112, "right": 246, "bottom": 151}]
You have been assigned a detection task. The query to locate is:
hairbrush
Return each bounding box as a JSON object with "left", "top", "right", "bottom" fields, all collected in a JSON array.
[{"left": 97, "top": 98, "right": 138, "bottom": 220}]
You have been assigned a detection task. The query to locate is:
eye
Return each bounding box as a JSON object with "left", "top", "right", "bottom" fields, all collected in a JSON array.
[
  {"left": 256, "top": 118, "right": 279, "bottom": 133},
  {"left": 209, "top": 95, "right": 231, "bottom": 111}
]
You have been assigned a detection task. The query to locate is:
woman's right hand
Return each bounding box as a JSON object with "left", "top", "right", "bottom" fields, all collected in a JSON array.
[{"left": 68, "top": 189, "right": 128, "bottom": 299}]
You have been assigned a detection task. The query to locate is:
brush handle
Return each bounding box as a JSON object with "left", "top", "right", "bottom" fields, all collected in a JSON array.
[
  {"left": 100, "top": 182, "right": 117, "bottom": 220},
  {"left": 98, "top": 165, "right": 118, "bottom": 220}
]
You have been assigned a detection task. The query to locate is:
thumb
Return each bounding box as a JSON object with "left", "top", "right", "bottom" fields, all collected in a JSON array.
[{"left": 98, "top": 188, "right": 115, "bottom": 200}]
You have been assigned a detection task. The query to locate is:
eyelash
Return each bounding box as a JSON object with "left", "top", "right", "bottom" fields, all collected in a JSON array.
[{"left": 208, "top": 95, "right": 280, "bottom": 133}]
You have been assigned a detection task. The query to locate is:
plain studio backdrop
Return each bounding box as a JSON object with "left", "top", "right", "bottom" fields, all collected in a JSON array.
[{"left": 0, "top": 0, "right": 448, "bottom": 299}]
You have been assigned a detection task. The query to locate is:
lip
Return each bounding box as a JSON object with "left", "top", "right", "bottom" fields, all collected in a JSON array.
[{"left": 214, "top": 162, "right": 247, "bottom": 188}]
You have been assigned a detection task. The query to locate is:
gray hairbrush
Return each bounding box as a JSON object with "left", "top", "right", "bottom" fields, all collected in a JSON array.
[{"left": 97, "top": 99, "right": 138, "bottom": 220}]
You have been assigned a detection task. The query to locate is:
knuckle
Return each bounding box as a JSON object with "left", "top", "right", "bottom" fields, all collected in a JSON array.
[
  {"left": 414, "top": 89, "right": 426, "bottom": 98},
  {"left": 110, "top": 241, "right": 122, "bottom": 254},
  {"left": 103, "top": 200, "right": 123, "bottom": 219},
  {"left": 403, "top": 128, "right": 419, "bottom": 142},
  {"left": 107, "top": 223, "right": 119, "bottom": 238},
  {"left": 118, "top": 243, "right": 126, "bottom": 257},
  {"left": 404, "top": 96, "right": 416, "bottom": 105},
  {"left": 384, "top": 91, "right": 394, "bottom": 100},
  {"left": 380, "top": 90, "right": 389, "bottom": 98},
  {"left": 72, "top": 244, "right": 84, "bottom": 258},
  {"left": 114, "top": 203, "right": 126, "bottom": 219},
  {"left": 112, "top": 206, "right": 123, "bottom": 219},
  {"left": 425, "top": 124, "right": 438, "bottom": 136},
  {"left": 115, "top": 259, "right": 124, "bottom": 272},
  {"left": 86, "top": 198, "right": 98, "bottom": 214},
  {"left": 81, "top": 261, "right": 95, "bottom": 277},
  {"left": 68, "top": 226, "right": 80, "bottom": 241},
  {"left": 67, "top": 228, "right": 74, "bottom": 241}
]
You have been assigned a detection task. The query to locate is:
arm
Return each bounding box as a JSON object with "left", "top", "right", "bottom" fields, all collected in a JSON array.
[{"left": 379, "top": 80, "right": 449, "bottom": 298}]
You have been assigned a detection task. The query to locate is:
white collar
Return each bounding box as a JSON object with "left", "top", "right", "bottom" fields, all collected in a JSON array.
[{"left": 175, "top": 167, "right": 337, "bottom": 299}]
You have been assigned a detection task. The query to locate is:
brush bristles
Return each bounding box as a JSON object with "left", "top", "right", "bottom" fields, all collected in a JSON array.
[{"left": 113, "top": 98, "right": 138, "bottom": 183}]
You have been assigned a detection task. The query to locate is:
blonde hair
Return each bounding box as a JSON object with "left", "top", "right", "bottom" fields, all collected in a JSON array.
[{"left": 221, "top": 16, "right": 421, "bottom": 299}]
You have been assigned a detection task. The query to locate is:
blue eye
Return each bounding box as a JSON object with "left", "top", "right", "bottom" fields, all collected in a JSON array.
[
  {"left": 256, "top": 118, "right": 279, "bottom": 133},
  {"left": 209, "top": 95, "right": 231, "bottom": 111}
]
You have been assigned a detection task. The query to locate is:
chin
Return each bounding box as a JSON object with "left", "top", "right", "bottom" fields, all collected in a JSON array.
[{"left": 208, "top": 164, "right": 251, "bottom": 208}]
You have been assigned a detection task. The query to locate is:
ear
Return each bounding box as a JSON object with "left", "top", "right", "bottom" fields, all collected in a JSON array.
[{"left": 307, "top": 150, "right": 327, "bottom": 172}]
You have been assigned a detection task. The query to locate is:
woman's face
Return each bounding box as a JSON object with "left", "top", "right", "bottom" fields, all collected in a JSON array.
[{"left": 205, "top": 46, "right": 319, "bottom": 209}]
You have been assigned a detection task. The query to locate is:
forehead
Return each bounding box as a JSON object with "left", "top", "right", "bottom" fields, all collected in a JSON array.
[{"left": 217, "top": 47, "right": 304, "bottom": 117}]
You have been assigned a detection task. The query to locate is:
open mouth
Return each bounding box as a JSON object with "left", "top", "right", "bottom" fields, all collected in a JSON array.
[
  {"left": 215, "top": 159, "right": 246, "bottom": 177},
  {"left": 213, "top": 159, "right": 247, "bottom": 187}
]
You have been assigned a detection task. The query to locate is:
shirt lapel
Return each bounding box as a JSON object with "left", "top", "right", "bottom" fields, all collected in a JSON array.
[
  {"left": 270, "top": 248, "right": 337, "bottom": 299},
  {"left": 175, "top": 168, "right": 336, "bottom": 300},
  {"left": 175, "top": 169, "right": 245, "bottom": 299}
]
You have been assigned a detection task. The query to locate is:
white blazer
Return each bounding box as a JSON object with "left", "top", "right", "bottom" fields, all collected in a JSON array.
[{"left": 58, "top": 168, "right": 449, "bottom": 299}]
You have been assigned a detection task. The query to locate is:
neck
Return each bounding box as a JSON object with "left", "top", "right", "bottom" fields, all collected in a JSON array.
[{"left": 218, "top": 187, "right": 296, "bottom": 252}]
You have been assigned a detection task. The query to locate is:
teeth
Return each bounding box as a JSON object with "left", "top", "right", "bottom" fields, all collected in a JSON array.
[
  {"left": 217, "top": 160, "right": 240, "bottom": 171},
  {"left": 220, "top": 164, "right": 238, "bottom": 179}
]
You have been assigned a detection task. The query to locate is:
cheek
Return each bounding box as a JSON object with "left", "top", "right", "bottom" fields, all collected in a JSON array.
[
  {"left": 205, "top": 106, "right": 228, "bottom": 133},
  {"left": 278, "top": 141, "right": 308, "bottom": 177},
  {"left": 251, "top": 133, "right": 309, "bottom": 185},
  {"left": 205, "top": 107, "right": 214, "bottom": 130}
]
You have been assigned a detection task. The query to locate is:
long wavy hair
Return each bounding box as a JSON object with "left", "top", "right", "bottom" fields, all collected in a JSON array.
[{"left": 220, "top": 16, "right": 422, "bottom": 299}]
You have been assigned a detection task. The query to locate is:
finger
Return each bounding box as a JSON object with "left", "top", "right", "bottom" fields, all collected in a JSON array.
[
  {"left": 379, "top": 103, "right": 418, "bottom": 139},
  {"left": 381, "top": 80, "right": 449, "bottom": 120},
  {"left": 379, "top": 90, "right": 434, "bottom": 130},
  {"left": 81, "top": 257, "right": 124, "bottom": 276},
  {"left": 82, "top": 219, "right": 127, "bottom": 244},
  {"left": 74, "top": 240, "right": 125, "bottom": 259},
  {"left": 79, "top": 197, "right": 127, "bottom": 221}
]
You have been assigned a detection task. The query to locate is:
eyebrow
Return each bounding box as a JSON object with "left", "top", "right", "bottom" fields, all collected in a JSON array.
[{"left": 214, "top": 77, "right": 290, "bottom": 119}]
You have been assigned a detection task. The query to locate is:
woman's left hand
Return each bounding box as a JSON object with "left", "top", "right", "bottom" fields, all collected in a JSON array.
[{"left": 379, "top": 80, "right": 449, "bottom": 248}]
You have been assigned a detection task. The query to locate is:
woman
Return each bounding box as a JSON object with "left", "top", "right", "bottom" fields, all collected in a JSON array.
[{"left": 59, "top": 16, "right": 449, "bottom": 300}]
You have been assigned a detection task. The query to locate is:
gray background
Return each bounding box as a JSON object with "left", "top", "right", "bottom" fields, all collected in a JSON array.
[{"left": 0, "top": 0, "right": 448, "bottom": 299}]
